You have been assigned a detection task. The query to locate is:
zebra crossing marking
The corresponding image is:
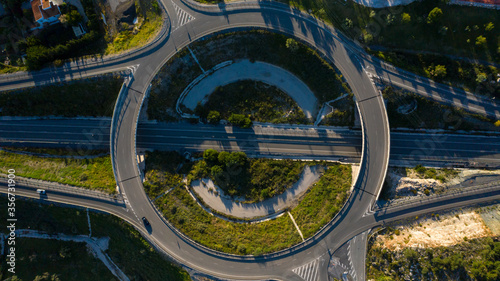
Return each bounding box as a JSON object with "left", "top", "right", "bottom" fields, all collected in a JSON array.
[
  {"left": 292, "top": 258, "right": 320, "bottom": 281},
  {"left": 171, "top": 1, "right": 195, "bottom": 29}
]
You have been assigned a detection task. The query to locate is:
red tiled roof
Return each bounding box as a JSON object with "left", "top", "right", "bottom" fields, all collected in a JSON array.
[
  {"left": 31, "top": 0, "right": 42, "bottom": 21},
  {"left": 458, "top": 0, "right": 500, "bottom": 4},
  {"left": 40, "top": 2, "right": 60, "bottom": 19},
  {"left": 31, "top": 0, "right": 60, "bottom": 22},
  {"left": 41, "top": 0, "right": 50, "bottom": 9}
]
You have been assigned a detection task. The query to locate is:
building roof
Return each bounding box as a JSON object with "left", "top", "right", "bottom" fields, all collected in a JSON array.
[
  {"left": 31, "top": 0, "right": 60, "bottom": 22},
  {"left": 459, "top": 0, "right": 500, "bottom": 4},
  {"left": 41, "top": 0, "right": 50, "bottom": 9}
]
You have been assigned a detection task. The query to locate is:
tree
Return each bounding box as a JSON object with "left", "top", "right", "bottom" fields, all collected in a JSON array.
[
  {"left": 203, "top": 149, "right": 219, "bottom": 164},
  {"left": 476, "top": 35, "right": 487, "bottom": 47},
  {"left": 207, "top": 110, "right": 221, "bottom": 124},
  {"left": 343, "top": 17, "right": 353, "bottom": 29},
  {"left": 426, "top": 7, "right": 443, "bottom": 24},
  {"left": 285, "top": 38, "right": 299, "bottom": 52},
  {"left": 228, "top": 113, "right": 252, "bottom": 128},
  {"left": 485, "top": 22, "right": 494, "bottom": 32},
  {"left": 476, "top": 73, "right": 487, "bottom": 83},
  {"left": 65, "top": 10, "right": 83, "bottom": 26},
  {"left": 211, "top": 165, "right": 223, "bottom": 178},
  {"left": 401, "top": 13, "right": 411, "bottom": 24},
  {"left": 426, "top": 64, "right": 447, "bottom": 80}
]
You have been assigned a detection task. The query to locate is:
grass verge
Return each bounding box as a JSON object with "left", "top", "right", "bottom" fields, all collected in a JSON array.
[
  {"left": 371, "top": 50, "right": 499, "bottom": 98},
  {"left": 0, "top": 75, "right": 123, "bottom": 117},
  {"left": 105, "top": 2, "right": 163, "bottom": 55},
  {"left": 383, "top": 86, "right": 499, "bottom": 131},
  {"left": 291, "top": 164, "right": 351, "bottom": 238},
  {"left": 158, "top": 187, "right": 302, "bottom": 255},
  {"left": 0, "top": 150, "right": 116, "bottom": 193},
  {"left": 0, "top": 197, "right": 191, "bottom": 281}
]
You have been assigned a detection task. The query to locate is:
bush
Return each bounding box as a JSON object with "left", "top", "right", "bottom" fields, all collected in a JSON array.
[
  {"left": 207, "top": 110, "right": 221, "bottom": 124},
  {"left": 475, "top": 36, "right": 487, "bottom": 47},
  {"left": 228, "top": 113, "right": 252, "bottom": 128},
  {"left": 427, "top": 7, "right": 443, "bottom": 24},
  {"left": 401, "top": 13, "right": 411, "bottom": 24}
]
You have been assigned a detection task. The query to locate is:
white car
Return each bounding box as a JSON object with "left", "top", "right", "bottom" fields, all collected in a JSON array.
[{"left": 36, "top": 189, "right": 46, "bottom": 195}]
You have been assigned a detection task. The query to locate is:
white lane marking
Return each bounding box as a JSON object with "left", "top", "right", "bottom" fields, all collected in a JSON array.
[{"left": 292, "top": 258, "right": 320, "bottom": 281}]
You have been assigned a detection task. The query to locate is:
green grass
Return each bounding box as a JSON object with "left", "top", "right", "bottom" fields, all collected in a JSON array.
[
  {"left": 0, "top": 75, "right": 123, "bottom": 117},
  {"left": 197, "top": 80, "right": 309, "bottom": 124},
  {"left": 367, "top": 233, "right": 500, "bottom": 281},
  {"left": 291, "top": 164, "right": 351, "bottom": 238},
  {"left": 105, "top": 15, "right": 163, "bottom": 55},
  {"left": 280, "top": 0, "right": 499, "bottom": 63},
  {"left": 0, "top": 198, "right": 191, "bottom": 281},
  {"left": 371, "top": 50, "right": 499, "bottom": 98},
  {"left": 383, "top": 86, "right": 499, "bottom": 131},
  {"left": 0, "top": 62, "right": 27, "bottom": 74},
  {"left": 1, "top": 147, "right": 109, "bottom": 156},
  {"left": 157, "top": 187, "right": 303, "bottom": 255},
  {"left": 0, "top": 150, "right": 116, "bottom": 193},
  {"left": 105, "top": 0, "right": 164, "bottom": 55},
  {"left": 412, "top": 165, "right": 459, "bottom": 183},
  {"left": 8, "top": 239, "right": 115, "bottom": 281}
]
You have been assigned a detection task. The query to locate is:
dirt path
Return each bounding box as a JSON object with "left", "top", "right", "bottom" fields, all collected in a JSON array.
[{"left": 181, "top": 60, "right": 319, "bottom": 119}]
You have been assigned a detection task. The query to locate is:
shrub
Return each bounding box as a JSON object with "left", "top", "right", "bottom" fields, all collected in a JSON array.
[
  {"left": 427, "top": 7, "right": 443, "bottom": 24},
  {"left": 475, "top": 36, "right": 487, "bottom": 47},
  {"left": 228, "top": 113, "right": 252, "bottom": 128},
  {"left": 207, "top": 110, "right": 221, "bottom": 124},
  {"left": 401, "top": 13, "right": 411, "bottom": 24}
]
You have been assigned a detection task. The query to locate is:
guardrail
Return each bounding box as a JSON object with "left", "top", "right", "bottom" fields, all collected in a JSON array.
[
  {"left": 134, "top": 83, "right": 152, "bottom": 180},
  {"left": 0, "top": 177, "right": 123, "bottom": 203},
  {"left": 110, "top": 76, "right": 133, "bottom": 193}
]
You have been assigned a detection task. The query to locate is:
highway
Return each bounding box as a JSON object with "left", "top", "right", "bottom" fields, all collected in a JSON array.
[
  {"left": 1, "top": 119, "right": 499, "bottom": 167},
  {"left": 0, "top": 0, "right": 497, "bottom": 279}
]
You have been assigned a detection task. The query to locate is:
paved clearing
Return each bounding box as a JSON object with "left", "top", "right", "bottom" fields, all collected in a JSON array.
[{"left": 182, "top": 60, "right": 319, "bottom": 119}]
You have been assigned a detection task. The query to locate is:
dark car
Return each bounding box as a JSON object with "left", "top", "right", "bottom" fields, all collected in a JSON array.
[{"left": 142, "top": 217, "right": 150, "bottom": 226}]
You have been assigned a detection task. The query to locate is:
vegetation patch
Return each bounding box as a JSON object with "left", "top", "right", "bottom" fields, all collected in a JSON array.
[
  {"left": 104, "top": 1, "right": 163, "bottom": 54},
  {"left": 291, "top": 164, "right": 351, "bottom": 238},
  {"left": 0, "top": 150, "right": 116, "bottom": 193},
  {"left": 148, "top": 30, "right": 349, "bottom": 123},
  {"left": 158, "top": 187, "right": 302, "bottom": 255},
  {"left": 186, "top": 149, "right": 307, "bottom": 202},
  {"left": 8, "top": 239, "right": 114, "bottom": 281},
  {"left": 195, "top": 80, "right": 309, "bottom": 124},
  {"left": 0, "top": 75, "right": 123, "bottom": 117},
  {"left": 371, "top": 50, "right": 499, "bottom": 98},
  {"left": 145, "top": 150, "right": 352, "bottom": 255},
  {"left": 279, "top": 0, "right": 498, "bottom": 62},
  {"left": 0, "top": 198, "right": 191, "bottom": 281},
  {"left": 2, "top": 147, "right": 109, "bottom": 157},
  {"left": 383, "top": 86, "right": 499, "bottom": 131},
  {"left": 367, "top": 228, "right": 500, "bottom": 281}
]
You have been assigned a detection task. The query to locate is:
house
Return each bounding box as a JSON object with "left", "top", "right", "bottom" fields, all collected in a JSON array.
[{"left": 31, "top": 0, "right": 61, "bottom": 27}]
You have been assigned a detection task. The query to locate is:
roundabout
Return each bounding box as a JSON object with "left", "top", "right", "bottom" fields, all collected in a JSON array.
[{"left": 110, "top": 0, "right": 390, "bottom": 279}]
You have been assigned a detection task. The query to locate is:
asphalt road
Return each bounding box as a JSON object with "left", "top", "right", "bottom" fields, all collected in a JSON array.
[
  {"left": 0, "top": 0, "right": 497, "bottom": 279},
  {"left": 1, "top": 120, "right": 499, "bottom": 168}
]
